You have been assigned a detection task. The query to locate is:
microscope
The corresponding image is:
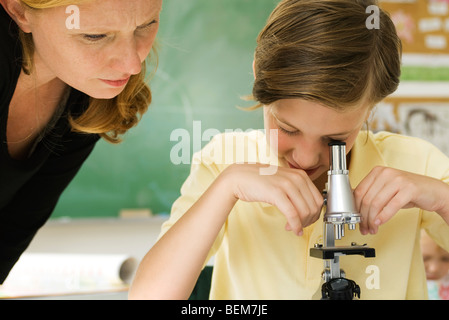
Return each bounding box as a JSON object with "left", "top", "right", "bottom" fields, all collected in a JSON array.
[{"left": 310, "top": 141, "right": 375, "bottom": 300}]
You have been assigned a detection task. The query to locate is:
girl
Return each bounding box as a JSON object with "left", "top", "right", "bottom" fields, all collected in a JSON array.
[
  {"left": 129, "top": 0, "right": 449, "bottom": 299},
  {"left": 0, "top": 0, "right": 161, "bottom": 283}
]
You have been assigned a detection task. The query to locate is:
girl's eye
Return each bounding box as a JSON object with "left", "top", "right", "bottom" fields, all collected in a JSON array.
[
  {"left": 82, "top": 34, "right": 107, "bottom": 42},
  {"left": 278, "top": 125, "right": 299, "bottom": 136}
]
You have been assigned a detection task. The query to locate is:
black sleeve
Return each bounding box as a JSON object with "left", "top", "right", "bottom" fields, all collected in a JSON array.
[{"left": 0, "top": 133, "right": 99, "bottom": 283}]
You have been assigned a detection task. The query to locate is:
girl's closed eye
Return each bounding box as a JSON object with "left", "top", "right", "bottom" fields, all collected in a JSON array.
[{"left": 278, "top": 125, "right": 299, "bottom": 136}]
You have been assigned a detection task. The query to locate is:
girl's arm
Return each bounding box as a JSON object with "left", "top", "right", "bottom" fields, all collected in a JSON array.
[
  {"left": 128, "top": 169, "right": 237, "bottom": 300},
  {"left": 128, "top": 163, "right": 323, "bottom": 299}
]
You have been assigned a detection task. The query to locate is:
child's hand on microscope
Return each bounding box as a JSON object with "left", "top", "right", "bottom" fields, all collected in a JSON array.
[
  {"left": 222, "top": 163, "right": 324, "bottom": 236},
  {"left": 353, "top": 166, "right": 449, "bottom": 235}
]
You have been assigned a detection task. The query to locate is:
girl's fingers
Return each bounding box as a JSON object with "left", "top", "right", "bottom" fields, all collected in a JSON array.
[
  {"left": 354, "top": 167, "right": 425, "bottom": 235},
  {"left": 355, "top": 177, "right": 385, "bottom": 234},
  {"left": 273, "top": 191, "right": 304, "bottom": 236},
  {"left": 230, "top": 164, "right": 323, "bottom": 236}
]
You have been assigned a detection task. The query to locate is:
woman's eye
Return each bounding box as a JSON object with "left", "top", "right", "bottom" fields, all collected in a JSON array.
[
  {"left": 82, "top": 34, "right": 107, "bottom": 42},
  {"left": 138, "top": 20, "right": 158, "bottom": 30}
]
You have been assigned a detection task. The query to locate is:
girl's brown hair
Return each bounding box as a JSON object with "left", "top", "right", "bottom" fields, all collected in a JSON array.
[
  {"left": 252, "top": 0, "right": 402, "bottom": 111},
  {"left": 18, "top": 0, "right": 156, "bottom": 143}
]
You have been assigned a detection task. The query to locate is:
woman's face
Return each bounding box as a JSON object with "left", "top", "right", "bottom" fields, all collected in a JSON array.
[
  {"left": 264, "top": 99, "right": 370, "bottom": 182},
  {"left": 25, "top": 0, "right": 162, "bottom": 99}
]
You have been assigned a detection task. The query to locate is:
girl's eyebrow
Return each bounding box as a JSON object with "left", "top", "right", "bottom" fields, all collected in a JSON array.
[{"left": 271, "top": 109, "right": 352, "bottom": 137}]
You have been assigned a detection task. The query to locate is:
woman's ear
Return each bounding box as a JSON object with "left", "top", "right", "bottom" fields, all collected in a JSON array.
[{"left": 1, "top": 0, "right": 32, "bottom": 33}]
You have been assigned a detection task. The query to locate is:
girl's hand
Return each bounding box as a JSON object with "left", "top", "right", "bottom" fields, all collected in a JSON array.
[
  {"left": 354, "top": 166, "right": 449, "bottom": 235},
  {"left": 221, "top": 163, "right": 324, "bottom": 236}
]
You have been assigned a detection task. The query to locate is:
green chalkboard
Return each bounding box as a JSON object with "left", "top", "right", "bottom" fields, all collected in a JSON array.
[{"left": 52, "top": 0, "right": 277, "bottom": 218}]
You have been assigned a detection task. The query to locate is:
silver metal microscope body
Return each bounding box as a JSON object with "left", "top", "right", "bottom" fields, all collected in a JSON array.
[
  {"left": 323, "top": 142, "right": 361, "bottom": 281},
  {"left": 310, "top": 142, "right": 375, "bottom": 299}
]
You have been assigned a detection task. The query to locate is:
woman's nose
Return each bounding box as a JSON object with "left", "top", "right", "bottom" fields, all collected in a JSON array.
[{"left": 109, "top": 38, "right": 143, "bottom": 75}]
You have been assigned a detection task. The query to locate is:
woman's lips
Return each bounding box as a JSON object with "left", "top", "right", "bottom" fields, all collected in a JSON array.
[{"left": 100, "top": 77, "right": 130, "bottom": 87}]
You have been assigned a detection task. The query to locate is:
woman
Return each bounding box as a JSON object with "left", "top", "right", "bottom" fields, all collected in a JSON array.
[
  {"left": 129, "top": 0, "right": 449, "bottom": 300},
  {"left": 0, "top": 0, "right": 161, "bottom": 283}
]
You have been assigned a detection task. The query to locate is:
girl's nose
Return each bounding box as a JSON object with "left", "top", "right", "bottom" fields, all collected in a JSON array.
[{"left": 292, "top": 139, "right": 321, "bottom": 170}]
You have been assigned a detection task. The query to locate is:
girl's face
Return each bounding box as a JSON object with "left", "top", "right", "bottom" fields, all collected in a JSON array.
[
  {"left": 264, "top": 99, "right": 370, "bottom": 183},
  {"left": 25, "top": 0, "right": 162, "bottom": 99}
]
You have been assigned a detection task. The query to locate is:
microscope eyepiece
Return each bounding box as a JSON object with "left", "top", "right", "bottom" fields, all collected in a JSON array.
[
  {"left": 328, "top": 141, "right": 346, "bottom": 146},
  {"left": 329, "top": 142, "right": 347, "bottom": 174}
]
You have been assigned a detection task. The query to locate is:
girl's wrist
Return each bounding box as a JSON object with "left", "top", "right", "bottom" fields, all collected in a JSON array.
[
  {"left": 215, "top": 164, "right": 241, "bottom": 203},
  {"left": 434, "top": 181, "right": 449, "bottom": 225}
]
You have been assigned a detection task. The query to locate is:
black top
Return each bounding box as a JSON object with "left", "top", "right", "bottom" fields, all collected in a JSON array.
[{"left": 0, "top": 7, "right": 100, "bottom": 283}]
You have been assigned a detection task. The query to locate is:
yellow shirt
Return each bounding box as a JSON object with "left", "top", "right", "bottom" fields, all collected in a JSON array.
[{"left": 160, "top": 130, "right": 449, "bottom": 300}]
